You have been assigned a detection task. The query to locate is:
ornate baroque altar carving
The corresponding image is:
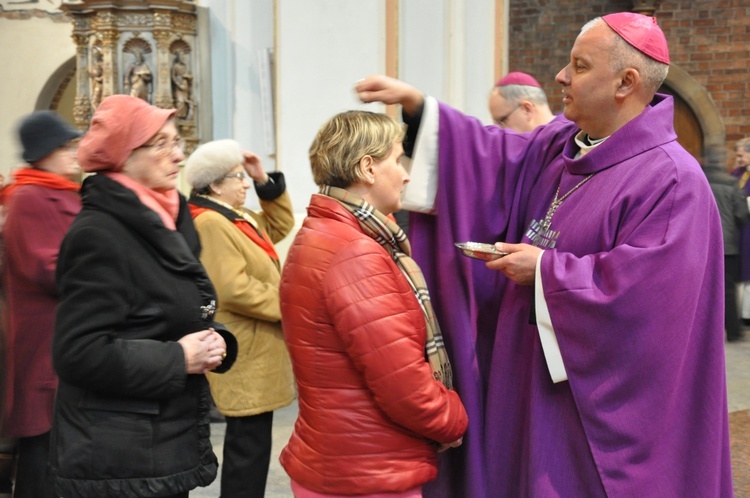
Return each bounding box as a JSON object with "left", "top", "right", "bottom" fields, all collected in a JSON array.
[{"left": 62, "top": 0, "right": 201, "bottom": 153}]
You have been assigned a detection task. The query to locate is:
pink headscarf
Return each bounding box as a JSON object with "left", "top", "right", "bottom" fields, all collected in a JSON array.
[{"left": 78, "top": 95, "right": 176, "bottom": 173}]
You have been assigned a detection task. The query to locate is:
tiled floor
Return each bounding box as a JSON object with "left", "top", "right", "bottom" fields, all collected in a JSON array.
[
  {"left": 727, "top": 338, "right": 750, "bottom": 412},
  {"left": 0, "top": 342, "right": 750, "bottom": 498},
  {"left": 191, "top": 340, "right": 750, "bottom": 497}
]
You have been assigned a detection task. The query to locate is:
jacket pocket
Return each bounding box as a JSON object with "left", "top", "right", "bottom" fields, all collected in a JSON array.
[
  {"left": 81, "top": 396, "right": 159, "bottom": 415},
  {"left": 81, "top": 396, "right": 160, "bottom": 479}
]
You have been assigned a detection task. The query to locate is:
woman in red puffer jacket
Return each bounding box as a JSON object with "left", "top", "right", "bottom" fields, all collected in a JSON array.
[{"left": 279, "top": 110, "right": 468, "bottom": 497}]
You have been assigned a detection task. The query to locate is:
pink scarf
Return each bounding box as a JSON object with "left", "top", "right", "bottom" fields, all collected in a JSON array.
[{"left": 104, "top": 172, "right": 179, "bottom": 230}]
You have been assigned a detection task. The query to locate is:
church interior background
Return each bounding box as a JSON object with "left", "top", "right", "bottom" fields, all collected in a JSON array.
[{"left": 2, "top": 0, "right": 750, "bottom": 494}]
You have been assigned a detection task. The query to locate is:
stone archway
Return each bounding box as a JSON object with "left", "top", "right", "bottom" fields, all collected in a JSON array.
[
  {"left": 35, "top": 56, "right": 78, "bottom": 126},
  {"left": 660, "top": 64, "right": 725, "bottom": 163}
]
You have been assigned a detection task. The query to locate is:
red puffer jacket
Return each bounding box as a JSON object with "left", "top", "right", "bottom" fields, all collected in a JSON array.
[{"left": 279, "top": 195, "right": 468, "bottom": 495}]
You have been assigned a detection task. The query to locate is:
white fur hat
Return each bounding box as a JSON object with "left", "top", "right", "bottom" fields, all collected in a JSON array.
[{"left": 184, "top": 139, "right": 244, "bottom": 189}]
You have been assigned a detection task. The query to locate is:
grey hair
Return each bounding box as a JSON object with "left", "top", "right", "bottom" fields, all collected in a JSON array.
[
  {"left": 581, "top": 17, "right": 669, "bottom": 94},
  {"left": 184, "top": 139, "right": 243, "bottom": 191},
  {"left": 495, "top": 84, "right": 549, "bottom": 107},
  {"left": 736, "top": 137, "right": 750, "bottom": 153}
]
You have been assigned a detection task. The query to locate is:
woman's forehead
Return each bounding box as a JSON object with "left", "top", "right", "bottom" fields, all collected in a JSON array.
[{"left": 149, "top": 120, "right": 179, "bottom": 140}]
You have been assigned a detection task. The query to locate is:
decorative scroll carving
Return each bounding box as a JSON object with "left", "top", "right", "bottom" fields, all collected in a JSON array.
[
  {"left": 98, "top": 29, "right": 119, "bottom": 48},
  {"left": 94, "top": 10, "right": 116, "bottom": 27},
  {"left": 117, "top": 14, "right": 153, "bottom": 29},
  {"left": 172, "top": 13, "right": 196, "bottom": 32}
]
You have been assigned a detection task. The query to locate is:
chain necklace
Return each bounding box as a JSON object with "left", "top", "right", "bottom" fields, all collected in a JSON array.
[{"left": 538, "top": 173, "right": 596, "bottom": 234}]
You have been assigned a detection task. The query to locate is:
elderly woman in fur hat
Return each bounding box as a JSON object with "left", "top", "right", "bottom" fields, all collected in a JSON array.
[
  {"left": 184, "top": 140, "right": 295, "bottom": 498},
  {"left": 49, "top": 95, "right": 237, "bottom": 498}
]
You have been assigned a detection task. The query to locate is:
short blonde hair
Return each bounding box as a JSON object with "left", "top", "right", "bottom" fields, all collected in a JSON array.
[{"left": 309, "top": 110, "right": 404, "bottom": 188}]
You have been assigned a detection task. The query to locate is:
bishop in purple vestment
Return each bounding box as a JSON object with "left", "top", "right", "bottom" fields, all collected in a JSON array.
[{"left": 357, "top": 12, "right": 732, "bottom": 498}]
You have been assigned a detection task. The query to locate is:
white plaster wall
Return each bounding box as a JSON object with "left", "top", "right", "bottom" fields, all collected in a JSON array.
[
  {"left": 271, "top": 0, "right": 496, "bottom": 215},
  {"left": 276, "top": 0, "right": 388, "bottom": 212},
  {"left": 272, "top": 0, "right": 390, "bottom": 260},
  {"left": 0, "top": 16, "right": 75, "bottom": 180},
  {"left": 270, "top": 0, "right": 496, "bottom": 260},
  {"left": 400, "top": 0, "right": 494, "bottom": 121},
  {"left": 200, "top": 0, "right": 276, "bottom": 210},
  {"left": 464, "top": 0, "right": 497, "bottom": 122}
]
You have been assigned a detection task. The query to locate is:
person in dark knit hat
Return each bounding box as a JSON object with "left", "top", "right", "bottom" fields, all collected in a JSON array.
[
  {"left": 1, "top": 110, "right": 81, "bottom": 498},
  {"left": 18, "top": 111, "right": 82, "bottom": 164},
  {"left": 48, "top": 95, "right": 237, "bottom": 498}
]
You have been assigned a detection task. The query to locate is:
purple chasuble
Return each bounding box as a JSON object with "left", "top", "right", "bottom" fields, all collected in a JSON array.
[{"left": 412, "top": 94, "right": 732, "bottom": 497}]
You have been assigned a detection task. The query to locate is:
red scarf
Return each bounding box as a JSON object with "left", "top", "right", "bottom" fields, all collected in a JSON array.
[
  {"left": 189, "top": 204, "right": 279, "bottom": 261},
  {"left": 1, "top": 167, "right": 80, "bottom": 205}
]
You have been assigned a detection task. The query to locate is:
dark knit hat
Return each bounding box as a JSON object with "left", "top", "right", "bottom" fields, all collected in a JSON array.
[{"left": 18, "top": 110, "right": 82, "bottom": 163}]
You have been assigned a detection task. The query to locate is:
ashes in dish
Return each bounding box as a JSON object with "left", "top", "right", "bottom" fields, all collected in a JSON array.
[{"left": 454, "top": 242, "right": 508, "bottom": 261}]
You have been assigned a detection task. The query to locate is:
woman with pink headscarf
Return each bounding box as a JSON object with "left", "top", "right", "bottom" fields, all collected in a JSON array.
[{"left": 48, "top": 95, "right": 237, "bottom": 498}]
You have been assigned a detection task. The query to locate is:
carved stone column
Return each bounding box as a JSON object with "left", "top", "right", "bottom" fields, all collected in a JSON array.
[
  {"left": 98, "top": 29, "right": 120, "bottom": 100},
  {"left": 154, "top": 28, "right": 176, "bottom": 109},
  {"left": 71, "top": 33, "right": 92, "bottom": 128}
]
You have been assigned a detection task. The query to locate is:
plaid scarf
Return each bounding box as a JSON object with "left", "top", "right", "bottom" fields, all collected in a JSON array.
[{"left": 320, "top": 185, "right": 453, "bottom": 389}]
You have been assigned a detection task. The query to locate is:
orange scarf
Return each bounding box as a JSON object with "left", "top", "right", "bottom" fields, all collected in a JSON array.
[{"left": 1, "top": 167, "right": 80, "bottom": 205}]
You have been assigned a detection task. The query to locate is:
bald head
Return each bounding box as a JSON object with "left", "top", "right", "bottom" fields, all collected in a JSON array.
[{"left": 581, "top": 16, "right": 669, "bottom": 95}]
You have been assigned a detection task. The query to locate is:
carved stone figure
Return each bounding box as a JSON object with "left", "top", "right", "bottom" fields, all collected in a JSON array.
[
  {"left": 171, "top": 50, "right": 194, "bottom": 119},
  {"left": 88, "top": 46, "right": 104, "bottom": 109},
  {"left": 124, "top": 48, "right": 153, "bottom": 102}
]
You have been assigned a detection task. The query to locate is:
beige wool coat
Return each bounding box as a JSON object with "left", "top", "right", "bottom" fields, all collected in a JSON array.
[{"left": 193, "top": 189, "right": 296, "bottom": 417}]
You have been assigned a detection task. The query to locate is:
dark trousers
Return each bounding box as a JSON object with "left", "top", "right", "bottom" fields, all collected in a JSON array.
[
  {"left": 13, "top": 432, "right": 53, "bottom": 498},
  {"left": 220, "top": 412, "right": 273, "bottom": 498},
  {"left": 726, "top": 255, "right": 742, "bottom": 340}
]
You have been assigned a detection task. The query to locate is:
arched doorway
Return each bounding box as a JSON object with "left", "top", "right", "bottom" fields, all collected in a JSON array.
[
  {"left": 36, "top": 56, "right": 77, "bottom": 125},
  {"left": 658, "top": 84, "right": 702, "bottom": 162},
  {"left": 660, "top": 64, "right": 725, "bottom": 167}
]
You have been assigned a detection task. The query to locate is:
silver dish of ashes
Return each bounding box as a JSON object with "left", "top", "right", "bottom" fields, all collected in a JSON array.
[{"left": 454, "top": 242, "right": 508, "bottom": 261}]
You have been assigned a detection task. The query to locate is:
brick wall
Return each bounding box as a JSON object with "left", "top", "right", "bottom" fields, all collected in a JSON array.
[{"left": 508, "top": 0, "right": 750, "bottom": 151}]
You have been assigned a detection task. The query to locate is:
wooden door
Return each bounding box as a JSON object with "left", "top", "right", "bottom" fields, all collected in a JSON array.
[{"left": 658, "top": 84, "right": 703, "bottom": 162}]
